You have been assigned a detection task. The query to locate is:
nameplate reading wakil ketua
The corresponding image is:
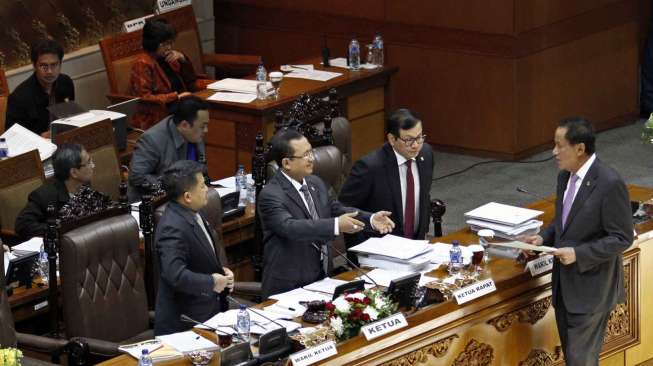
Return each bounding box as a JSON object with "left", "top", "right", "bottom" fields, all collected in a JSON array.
[
  {"left": 453, "top": 278, "right": 496, "bottom": 304},
  {"left": 290, "top": 341, "right": 337, "bottom": 366},
  {"left": 526, "top": 255, "right": 554, "bottom": 276},
  {"left": 362, "top": 313, "right": 408, "bottom": 341}
]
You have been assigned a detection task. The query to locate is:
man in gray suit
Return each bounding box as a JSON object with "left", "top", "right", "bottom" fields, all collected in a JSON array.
[
  {"left": 258, "top": 129, "right": 395, "bottom": 298},
  {"left": 523, "top": 117, "right": 633, "bottom": 366},
  {"left": 128, "top": 96, "right": 208, "bottom": 202}
]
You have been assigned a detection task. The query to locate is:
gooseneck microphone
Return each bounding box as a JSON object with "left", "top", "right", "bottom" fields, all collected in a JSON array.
[
  {"left": 180, "top": 314, "right": 239, "bottom": 338},
  {"left": 225, "top": 296, "right": 286, "bottom": 329},
  {"left": 515, "top": 186, "right": 556, "bottom": 204}
]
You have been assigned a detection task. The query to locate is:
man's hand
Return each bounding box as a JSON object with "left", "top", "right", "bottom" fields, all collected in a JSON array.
[
  {"left": 212, "top": 273, "right": 232, "bottom": 293},
  {"left": 2, "top": 245, "right": 9, "bottom": 253},
  {"left": 41, "top": 131, "right": 51, "bottom": 139},
  {"left": 371, "top": 211, "right": 395, "bottom": 234},
  {"left": 553, "top": 247, "right": 576, "bottom": 265},
  {"left": 223, "top": 267, "right": 235, "bottom": 290},
  {"left": 518, "top": 234, "right": 543, "bottom": 256},
  {"left": 338, "top": 211, "right": 365, "bottom": 234},
  {"left": 165, "top": 50, "right": 186, "bottom": 63}
]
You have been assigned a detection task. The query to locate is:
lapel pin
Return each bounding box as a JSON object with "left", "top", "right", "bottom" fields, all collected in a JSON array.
[
  {"left": 311, "top": 186, "right": 316, "bottom": 191},
  {"left": 586, "top": 181, "right": 591, "bottom": 187},
  {"left": 420, "top": 156, "right": 424, "bottom": 161}
]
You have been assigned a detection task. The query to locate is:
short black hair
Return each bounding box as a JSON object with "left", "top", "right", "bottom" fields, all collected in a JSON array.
[
  {"left": 31, "top": 39, "right": 64, "bottom": 64},
  {"left": 559, "top": 117, "right": 596, "bottom": 155},
  {"left": 386, "top": 108, "right": 421, "bottom": 137},
  {"left": 161, "top": 160, "right": 205, "bottom": 200},
  {"left": 142, "top": 19, "right": 176, "bottom": 53},
  {"left": 171, "top": 96, "right": 208, "bottom": 127},
  {"left": 270, "top": 129, "right": 305, "bottom": 167},
  {"left": 52, "top": 143, "right": 84, "bottom": 181}
]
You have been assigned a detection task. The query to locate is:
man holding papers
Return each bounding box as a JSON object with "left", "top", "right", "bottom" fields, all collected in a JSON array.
[
  {"left": 258, "top": 129, "right": 395, "bottom": 298},
  {"left": 155, "top": 160, "right": 233, "bottom": 335},
  {"left": 522, "top": 117, "right": 633, "bottom": 366}
]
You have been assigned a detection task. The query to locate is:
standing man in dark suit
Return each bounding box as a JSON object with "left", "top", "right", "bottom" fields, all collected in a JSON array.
[
  {"left": 339, "top": 109, "right": 434, "bottom": 250},
  {"left": 5, "top": 39, "right": 75, "bottom": 136},
  {"left": 258, "top": 129, "right": 395, "bottom": 298},
  {"left": 128, "top": 96, "right": 208, "bottom": 202},
  {"left": 154, "top": 160, "right": 233, "bottom": 335},
  {"left": 523, "top": 117, "right": 633, "bottom": 366}
]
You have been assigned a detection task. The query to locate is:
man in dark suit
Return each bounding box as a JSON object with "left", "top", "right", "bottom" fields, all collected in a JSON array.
[
  {"left": 6, "top": 39, "right": 75, "bottom": 136},
  {"left": 339, "top": 109, "right": 434, "bottom": 250},
  {"left": 128, "top": 96, "right": 208, "bottom": 202},
  {"left": 154, "top": 160, "right": 233, "bottom": 336},
  {"left": 258, "top": 129, "right": 395, "bottom": 298},
  {"left": 15, "top": 143, "right": 94, "bottom": 240},
  {"left": 523, "top": 117, "right": 633, "bottom": 366}
]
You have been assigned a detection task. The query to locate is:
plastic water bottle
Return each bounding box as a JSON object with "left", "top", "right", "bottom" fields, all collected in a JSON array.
[
  {"left": 38, "top": 246, "right": 49, "bottom": 286},
  {"left": 235, "top": 165, "right": 248, "bottom": 207},
  {"left": 373, "top": 33, "right": 384, "bottom": 66},
  {"left": 348, "top": 38, "right": 360, "bottom": 71},
  {"left": 0, "top": 138, "right": 8, "bottom": 160},
  {"left": 236, "top": 304, "right": 250, "bottom": 343},
  {"left": 449, "top": 240, "right": 463, "bottom": 275},
  {"left": 138, "top": 349, "right": 153, "bottom": 366},
  {"left": 256, "top": 63, "right": 267, "bottom": 100}
]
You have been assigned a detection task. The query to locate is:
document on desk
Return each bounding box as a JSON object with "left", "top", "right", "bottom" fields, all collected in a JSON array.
[
  {"left": 0, "top": 124, "right": 57, "bottom": 161},
  {"left": 356, "top": 268, "right": 414, "bottom": 287},
  {"left": 200, "top": 308, "right": 301, "bottom": 335},
  {"left": 12, "top": 237, "right": 43, "bottom": 253},
  {"left": 350, "top": 235, "right": 431, "bottom": 260},
  {"left": 155, "top": 331, "right": 218, "bottom": 353},
  {"left": 207, "top": 78, "right": 272, "bottom": 94},
  {"left": 211, "top": 174, "right": 253, "bottom": 189},
  {"left": 302, "top": 277, "right": 348, "bottom": 295},
  {"left": 207, "top": 92, "right": 257, "bottom": 104},
  {"left": 4, "top": 251, "right": 15, "bottom": 276},
  {"left": 464, "top": 202, "right": 543, "bottom": 226},
  {"left": 284, "top": 69, "right": 342, "bottom": 82},
  {"left": 269, "top": 287, "right": 332, "bottom": 303},
  {"left": 489, "top": 240, "right": 557, "bottom": 253}
]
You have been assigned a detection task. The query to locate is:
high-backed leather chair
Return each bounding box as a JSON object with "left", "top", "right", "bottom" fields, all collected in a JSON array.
[
  {"left": 0, "top": 68, "right": 8, "bottom": 133},
  {"left": 54, "top": 119, "right": 123, "bottom": 200},
  {"left": 0, "top": 150, "right": 45, "bottom": 237},
  {"left": 314, "top": 116, "right": 352, "bottom": 177}
]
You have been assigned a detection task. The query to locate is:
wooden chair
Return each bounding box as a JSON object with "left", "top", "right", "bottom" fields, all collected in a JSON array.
[
  {"left": 54, "top": 119, "right": 123, "bottom": 201},
  {"left": 0, "top": 68, "right": 8, "bottom": 133},
  {"left": 0, "top": 150, "right": 45, "bottom": 238},
  {"left": 99, "top": 5, "right": 261, "bottom": 112}
]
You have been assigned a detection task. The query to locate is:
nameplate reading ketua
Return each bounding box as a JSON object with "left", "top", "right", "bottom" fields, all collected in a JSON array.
[
  {"left": 453, "top": 278, "right": 496, "bottom": 304},
  {"left": 290, "top": 341, "right": 337, "bottom": 366},
  {"left": 526, "top": 255, "right": 554, "bottom": 277},
  {"left": 362, "top": 313, "right": 408, "bottom": 341}
]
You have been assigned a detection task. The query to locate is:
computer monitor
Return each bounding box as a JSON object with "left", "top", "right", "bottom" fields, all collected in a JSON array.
[
  {"left": 386, "top": 272, "right": 421, "bottom": 308},
  {"left": 332, "top": 279, "right": 365, "bottom": 300}
]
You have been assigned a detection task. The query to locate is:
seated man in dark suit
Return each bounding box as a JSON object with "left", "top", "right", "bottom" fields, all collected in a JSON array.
[
  {"left": 339, "top": 109, "right": 434, "bottom": 254},
  {"left": 15, "top": 143, "right": 94, "bottom": 240},
  {"left": 154, "top": 160, "right": 234, "bottom": 336},
  {"left": 258, "top": 129, "right": 395, "bottom": 298},
  {"left": 128, "top": 96, "right": 208, "bottom": 202},
  {"left": 5, "top": 39, "right": 75, "bottom": 137}
]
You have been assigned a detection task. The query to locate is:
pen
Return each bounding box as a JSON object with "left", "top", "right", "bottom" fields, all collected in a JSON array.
[{"left": 290, "top": 65, "right": 309, "bottom": 70}]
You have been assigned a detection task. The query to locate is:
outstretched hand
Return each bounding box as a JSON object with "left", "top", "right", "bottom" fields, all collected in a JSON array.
[{"left": 371, "top": 211, "right": 395, "bottom": 234}]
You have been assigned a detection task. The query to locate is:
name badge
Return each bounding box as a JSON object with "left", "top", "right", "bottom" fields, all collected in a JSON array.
[
  {"left": 156, "top": 0, "right": 192, "bottom": 13},
  {"left": 290, "top": 341, "right": 338, "bottom": 366},
  {"left": 526, "top": 255, "right": 554, "bottom": 276},
  {"left": 362, "top": 313, "right": 408, "bottom": 341},
  {"left": 453, "top": 278, "right": 496, "bottom": 304},
  {"left": 122, "top": 15, "right": 153, "bottom": 33}
]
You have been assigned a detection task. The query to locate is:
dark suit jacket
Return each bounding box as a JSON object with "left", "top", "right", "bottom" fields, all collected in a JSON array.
[
  {"left": 127, "top": 116, "right": 206, "bottom": 202},
  {"left": 258, "top": 172, "right": 371, "bottom": 298},
  {"left": 339, "top": 142, "right": 434, "bottom": 244},
  {"left": 5, "top": 73, "right": 75, "bottom": 134},
  {"left": 15, "top": 180, "right": 69, "bottom": 240},
  {"left": 154, "top": 201, "right": 227, "bottom": 336},
  {"left": 540, "top": 158, "right": 633, "bottom": 314}
]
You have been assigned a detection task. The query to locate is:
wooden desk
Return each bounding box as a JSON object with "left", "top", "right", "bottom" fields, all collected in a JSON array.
[
  {"left": 98, "top": 185, "right": 653, "bottom": 365},
  {"left": 196, "top": 58, "right": 398, "bottom": 179}
]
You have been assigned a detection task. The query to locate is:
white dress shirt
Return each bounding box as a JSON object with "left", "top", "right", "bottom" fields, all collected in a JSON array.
[
  {"left": 195, "top": 213, "right": 216, "bottom": 258},
  {"left": 393, "top": 149, "right": 420, "bottom": 231},
  {"left": 562, "top": 153, "right": 596, "bottom": 203}
]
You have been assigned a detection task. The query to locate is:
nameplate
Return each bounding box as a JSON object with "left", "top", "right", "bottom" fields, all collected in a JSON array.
[
  {"left": 362, "top": 313, "right": 408, "bottom": 341},
  {"left": 290, "top": 341, "right": 337, "bottom": 366},
  {"left": 122, "top": 14, "right": 153, "bottom": 33},
  {"left": 526, "top": 255, "right": 554, "bottom": 276},
  {"left": 453, "top": 278, "right": 496, "bottom": 304},
  {"left": 34, "top": 300, "right": 48, "bottom": 311},
  {"left": 156, "top": 0, "right": 192, "bottom": 13}
]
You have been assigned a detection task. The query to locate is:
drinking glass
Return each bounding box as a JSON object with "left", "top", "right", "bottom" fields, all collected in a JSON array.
[
  {"left": 269, "top": 71, "right": 283, "bottom": 99},
  {"left": 477, "top": 229, "right": 495, "bottom": 263},
  {"left": 469, "top": 245, "right": 485, "bottom": 277}
]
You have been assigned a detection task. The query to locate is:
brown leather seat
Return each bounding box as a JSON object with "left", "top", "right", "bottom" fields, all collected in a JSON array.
[
  {"left": 0, "top": 68, "right": 8, "bottom": 133},
  {"left": 314, "top": 116, "right": 352, "bottom": 178}
]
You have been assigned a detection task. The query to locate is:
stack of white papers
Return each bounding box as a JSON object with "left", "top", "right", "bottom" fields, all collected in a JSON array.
[
  {"left": 464, "top": 202, "right": 544, "bottom": 240},
  {"left": 302, "top": 277, "right": 348, "bottom": 295},
  {"left": 207, "top": 92, "right": 257, "bottom": 104},
  {"left": 356, "top": 268, "right": 414, "bottom": 287},
  {"left": 427, "top": 243, "right": 472, "bottom": 265},
  {"left": 284, "top": 69, "right": 342, "bottom": 82},
  {"left": 349, "top": 235, "right": 433, "bottom": 271},
  {"left": 207, "top": 78, "right": 273, "bottom": 95},
  {"left": 155, "top": 331, "right": 218, "bottom": 353},
  {"left": 52, "top": 110, "right": 125, "bottom": 129},
  {"left": 0, "top": 124, "right": 57, "bottom": 161},
  {"left": 199, "top": 309, "right": 301, "bottom": 335}
]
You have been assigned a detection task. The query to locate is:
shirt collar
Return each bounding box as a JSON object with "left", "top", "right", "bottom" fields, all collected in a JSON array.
[
  {"left": 392, "top": 148, "right": 415, "bottom": 166},
  {"left": 574, "top": 153, "right": 596, "bottom": 182},
  {"left": 281, "top": 170, "right": 307, "bottom": 192},
  {"left": 167, "top": 116, "right": 187, "bottom": 149}
]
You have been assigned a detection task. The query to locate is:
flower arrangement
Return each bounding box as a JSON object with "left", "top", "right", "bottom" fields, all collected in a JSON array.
[
  {"left": 326, "top": 289, "right": 397, "bottom": 341},
  {"left": 0, "top": 348, "right": 23, "bottom": 366}
]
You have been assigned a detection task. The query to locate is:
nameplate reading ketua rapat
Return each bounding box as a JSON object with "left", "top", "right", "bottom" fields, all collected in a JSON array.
[
  {"left": 526, "top": 255, "right": 554, "bottom": 277},
  {"left": 453, "top": 278, "right": 496, "bottom": 305},
  {"left": 290, "top": 341, "right": 337, "bottom": 366},
  {"left": 362, "top": 313, "right": 408, "bottom": 341}
]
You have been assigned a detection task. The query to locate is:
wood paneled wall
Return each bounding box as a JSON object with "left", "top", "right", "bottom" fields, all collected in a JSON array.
[{"left": 214, "top": 0, "right": 650, "bottom": 159}]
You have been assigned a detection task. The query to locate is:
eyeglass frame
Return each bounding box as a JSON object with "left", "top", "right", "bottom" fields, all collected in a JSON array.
[
  {"left": 36, "top": 61, "right": 61, "bottom": 72},
  {"left": 396, "top": 134, "right": 427, "bottom": 147},
  {"left": 286, "top": 149, "right": 315, "bottom": 161}
]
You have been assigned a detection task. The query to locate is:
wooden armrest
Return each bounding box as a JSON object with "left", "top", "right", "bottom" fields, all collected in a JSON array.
[
  {"left": 106, "top": 93, "right": 165, "bottom": 107},
  {"left": 202, "top": 53, "right": 262, "bottom": 68}
]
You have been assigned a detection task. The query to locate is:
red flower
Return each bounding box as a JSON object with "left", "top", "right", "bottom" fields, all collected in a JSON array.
[
  {"left": 363, "top": 297, "right": 371, "bottom": 305},
  {"left": 325, "top": 302, "right": 335, "bottom": 311},
  {"left": 362, "top": 313, "right": 371, "bottom": 322}
]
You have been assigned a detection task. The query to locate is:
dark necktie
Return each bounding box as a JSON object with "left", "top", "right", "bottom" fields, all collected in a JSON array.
[
  {"left": 404, "top": 160, "right": 415, "bottom": 239},
  {"left": 300, "top": 184, "right": 329, "bottom": 274}
]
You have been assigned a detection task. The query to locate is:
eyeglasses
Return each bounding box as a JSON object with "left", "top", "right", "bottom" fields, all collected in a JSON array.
[
  {"left": 79, "top": 159, "right": 95, "bottom": 169},
  {"left": 287, "top": 149, "right": 315, "bottom": 161},
  {"left": 397, "top": 134, "right": 427, "bottom": 147},
  {"left": 36, "top": 62, "right": 60, "bottom": 72}
]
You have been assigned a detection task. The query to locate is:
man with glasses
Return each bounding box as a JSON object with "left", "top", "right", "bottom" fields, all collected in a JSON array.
[
  {"left": 258, "top": 129, "right": 395, "bottom": 298},
  {"left": 339, "top": 109, "right": 435, "bottom": 251},
  {"left": 6, "top": 39, "right": 75, "bottom": 136},
  {"left": 15, "top": 143, "right": 94, "bottom": 240}
]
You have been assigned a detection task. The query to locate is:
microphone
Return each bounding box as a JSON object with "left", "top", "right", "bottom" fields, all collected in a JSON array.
[
  {"left": 179, "top": 314, "right": 238, "bottom": 338},
  {"left": 515, "top": 186, "right": 555, "bottom": 204},
  {"left": 317, "top": 242, "right": 380, "bottom": 288},
  {"left": 225, "top": 296, "right": 287, "bottom": 329}
]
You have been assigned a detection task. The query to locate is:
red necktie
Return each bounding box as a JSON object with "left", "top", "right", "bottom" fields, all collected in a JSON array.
[{"left": 404, "top": 160, "right": 415, "bottom": 239}]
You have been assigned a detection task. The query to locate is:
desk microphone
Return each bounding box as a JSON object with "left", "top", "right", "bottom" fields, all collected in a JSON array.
[
  {"left": 515, "top": 186, "right": 556, "bottom": 204},
  {"left": 225, "top": 296, "right": 287, "bottom": 329},
  {"left": 180, "top": 314, "right": 238, "bottom": 338},
  {"left": 319, "top": 241, "right": 380, "bottom": 288}
]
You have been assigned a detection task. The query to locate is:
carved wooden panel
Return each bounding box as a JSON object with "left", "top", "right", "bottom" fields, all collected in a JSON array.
[
  {"left": 487, "top": 296, "right": 552, "bottom": 332},
  {"left": 0, "top": 149, "right": 44, "bottom": 188},
  {"left": 519, "top": 347, "right": 563, "bottom": 366},
  {"left": 380, "top": 335, "right": 459, "bottom": 366},
  {"left": 452, "top": 339, "right": 494, "bottom": 366},
  {"left": 54, "top": 119, "right": 116, "bottom": 151}
]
